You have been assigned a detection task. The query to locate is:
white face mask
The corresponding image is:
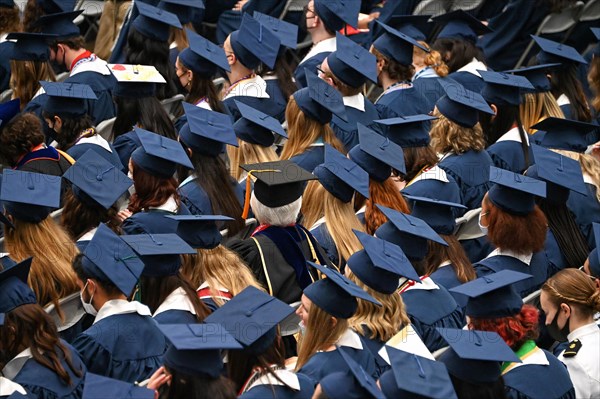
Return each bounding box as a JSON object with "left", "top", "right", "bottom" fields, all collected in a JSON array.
[
  {"left": 127, "top": 170, "right": 134, "bottom": 180},
  {"left": 478, "top": 211, "right": 489, "bottom": 236},
  {"left": 80, "top": 281, "right": 98, "bottom": 316},
  {"left": 298, "top": 320, "right": 306, "bottom": 336}
]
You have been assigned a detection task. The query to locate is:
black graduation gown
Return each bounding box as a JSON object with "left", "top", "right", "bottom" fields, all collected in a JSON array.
[{"left": 15, "top": 146, "right": 73, "bottom": 176}]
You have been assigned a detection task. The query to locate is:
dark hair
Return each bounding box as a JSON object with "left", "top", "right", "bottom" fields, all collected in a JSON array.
[
  {"left": 185, "top": 78, "right": 225, "bottom": 114},
  {"left": 60, "top": 189, "right": 122, "bottom": 241},
  {"left": 550, "top": 64, "right": 592, "bottom": 122},
  {"left": 49, "top": 37, "right": 86, "bottom": 52},
  {"left": 0, "top": 6, "right": 20, "bottom": 34},
  {"left": 480, "top": 104, "right": 530, "bottom": 169},
  {"left": 42, "top": 111, "right": 94, "bottom": 150},
  {"left": 449, "top": 374, "right": 507, "bottom": 399},
  {"left": 424, "top": 235, "right": 476, "bottom": 284},
  {"left": 72, "top": 253, "right": 122, "bottom": 296},
  {"left": 400, "top": 146, "right": 439, "bottom": 182},
  {"left": 128, "top": 162, "right": 180, "bottom": 213},
  {"left": 432, "top": 38, "right": 486, "bottom": 74},
  {"left": 258, "top": 52, "right": 302, "bottom": 100},
  {"left": 159, "top": 366, "right": 237, "bottom": 399},
  {"left": 371, "top": 47, "right": 414, "bottom": 82},
  {"left": 0, "top": 112, "right": 45, "bottom": 166},
  {"left": 22, "top": 0, "right": 44, "bottom": 32},
  {"left": 411, "top": 258, "right": 429, "bottom": 277},
  {"left": 111, "top": 96, "right": 177, "bottom": 141},
  {"left": 125, "top": 27, "right": 177, "bottom": 100}
]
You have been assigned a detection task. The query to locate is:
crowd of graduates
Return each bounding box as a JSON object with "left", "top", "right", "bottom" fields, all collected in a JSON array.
[{"left": 1, "top": 0, "right": 600, "bottom": 398}]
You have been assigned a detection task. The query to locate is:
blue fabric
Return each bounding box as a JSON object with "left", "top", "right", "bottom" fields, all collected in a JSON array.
[
  {"left": 289, "top": 146, "right": 324, "bottom": 173},
  {"left": 64, "top": 71, "right": 117, "bottom": 125},
  {"left": 330, "top": 98, "right": 379, "bottom": 152},
  {"left": 265, "top": 78, "right": 289, "bottom": 116},
  {"left": 178, "top": 176, "right": 244, "bottom": 216},
  {"left": 239, "top": 371, "right": 314, "bottom": 399},
  {"left": 168, "top": 47, "right": 179, "bottom": 69},
  {"left": 294, "top": 52, "right": 330, "bottom": 90},
  {"left": 71, "top": 313, "right": 166, "bottom": 383},
  {"left": 359, "top": 326, "right": 391, "bottom": 377},
  {"left": 223, "top": 95, "right": 285, "bottom": 123},
  {"left": 67, "top": 143, "right": 124, "bottom": 172},
  {"left": 430, "top": 266, "right": 468, "bottom": 309},
  {"left": 438, "top": 150, "right": 493, "bottom": 210},
  {"left": 310, "top": 223, "right": 339, "bottom": 267},
  {"left": 460, "top": 236, "right": 495, "bottom": 264},
  {"left": 375, "top": 86, "right": 430, "bottom": 120},
  {"left": 566, "top": 183, "right": 600, "bottom": 250},
  {"left": 0, "top": 42, "right": 12, "bottom": 92},
  {"left": 487, "top": 139, "right": 534, "bottom": 174},
  {"left": 153, "top": 309, "right": 197, "bottom": 324},
  {"left": 112, "top": 131, "right": 141, "bottom": 170},
  {"left": 447, "top": 71, "right": 485, "bottom": 93},
  {"left": 297, "top": 345, "right": 378, "bottom": 385},
  {"left": 121, "top": 205, "right": 191, "bottom": 235},
  {"left": 412, "top": 76, "right": 457, "bottom": 114},
  {"left": 560, "top": 104, "right": 573, "bottom": 120},
  {"left": 544, "top": 230, "right": 569, "bottom": 278},
  {"left": 59, "top": 313, "right": 94, "bottom": 345}
]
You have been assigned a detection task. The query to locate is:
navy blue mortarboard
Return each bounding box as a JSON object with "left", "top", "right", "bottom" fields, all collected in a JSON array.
[
  {"left": 438, "top": 328, "right": 521, "bottom": 384},
  {"left": 533, "top": 35, "right": 587, "bottom": 65},
  {"left": 37, "top": 0, "right": 76, "bottom": 13},
  {"left": 433, "top": 10, "right": 492, "bottom": 43},
  {"left": 121, "top": 233, "right": 195, "bottom": 277},
  {"left": 387, "top": 15, "right": 432, "bottom": 41},
  {"left": 304, "top": 262, "right": 381, "bottom": 319},
  {"left": 589, "top": 223, "right": 600, "bottom": 278},
  {"left": 327, "top": 33, "right": 377, "bottom": 87},
  {"left": 530, "top": 117, "right": 597, "bottom": 153},
  {"left": 379, "top": 348, "right": 457, "bottom": 399},
  {"left": 204, "top": 286, "right": 295, "bottom": 355},
  {"left": 0, "top": 257, "right": 36, "bottom": 314},
  {"left": 83, "top": 373, "right": 154, "bottom": 399},
  {"left": 158, "top": 0, "right": 204, "bottom": 25},
  {"left": 404, "top": 195, "right": 467, "bottom": 236},
  {"left": 35, "top": 10, "right": 83, "bottom": 39},
  {"left": 178, "top": 29, "right": 229, "bottom": 78},
  {"left": 0, "top": 169, "right": 61, "bottom": 223},
  {"left": 0, "top": 99, "right": 20, "bottom": 127},
  {"left": 81, "top": 224, "right": 145, "bottom": 296},
  {"left": 230, "top": 13, "right": 280, "bottom": 70},
  {"left": 165, "top": 214, "right": 232, "bottom": 250},
  {"left": 233, "top": 100, "right": 287, "bottom": 147},
  {"left": 348, "top": 124, "right": 405, "bottom": 182},
  {"left": 505, "top": 63, "right": 561, "bottom": 93},
  {"left": 0, "top": 0, "right": 14, "bottom": 7},
  {"left": 314, "top": 0, "right": 360, "bottom": 31},
  {"left": 488, "top": 166, "right": 546, "bottom": 216},
  {"left": 526, "top": 144, "right": 587, "bottom": 204},
  {"left": 41, "top": 81, "right": 97, "bottom": 117},
  {"left": 479, "top": 70, "right": 534, "bottom": 106},
  {"left": 159, "top": 323, "right": 242, "bottom": 377},
  {"left": 314, "top": 144, "right": 370, "bottom": 202},
  {"left": 253, "top": 11, "right": 298, "bottom": 50},
  {"left": 293, "top": 70, "right": 347, "bottom": 124},
  {"left": 347, "top": 230, "right": 420, "bottom": 294},
  {"left": 62, "top": 149, "right": 132, "bottom": 209},
  {"left": 373, "top": 21, "right": 429, "bottom": 65},
  {"left": 132, "top": 2, "right": 182, "bottom": 42},
  {"left": 131, "top": 127, "right": 193, "bottom": 178},
  {"left": 375, "top": 114, "right": 437, "bottom": 148},
  {"left": 110, "top": 63, "right": 166, "bottom": 98},
  {"left": 592, "top": 27, "right": 600, "bottom": 40},
  {"left": 436, "top": 80, "right": 495, "bottom": 127},
  {"left": 179, "top": 102, "right": 237, "bottom": 156},
  {"left": 320, "top": 346, "right": 386, "bottom": 399},
  {"left": 375, "top": 204, "right": 447, "bottom": 261},
  {"left": 6, "top": 32, "right": 55, "bottom": 61}
]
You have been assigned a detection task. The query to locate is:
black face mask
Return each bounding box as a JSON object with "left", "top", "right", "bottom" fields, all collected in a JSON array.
[{"left": 547, "top": 307, "right": 571, "bottom": 342}]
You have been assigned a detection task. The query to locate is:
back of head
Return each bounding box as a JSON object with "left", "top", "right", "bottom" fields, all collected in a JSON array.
[
  {"left": 542, "top": 268, "right": 600, "bottom": 318},
  {"left": 0, "top": 112, "right": 45, "bottom": 166}
]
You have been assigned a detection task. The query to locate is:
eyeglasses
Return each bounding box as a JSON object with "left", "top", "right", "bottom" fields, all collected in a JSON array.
[
  {"left": 303, "top": 5, "right": 316, "bottom": 18},
  {"left": 578, "top": 265, "right": 597, "bottom": 280}
]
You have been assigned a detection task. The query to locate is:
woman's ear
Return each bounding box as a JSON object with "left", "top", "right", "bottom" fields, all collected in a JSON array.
[
  {"left": 489, "top": 104, "right": 498, "bottom": 121},
  {"left": 54, "top": 115, "right": 63, "bottom": 131},
  {"left": 330, "top": 316, "right": 338, "bottom": 328},
  {"left": 560, "top": 303, "right": 571, "bottom": 318}
]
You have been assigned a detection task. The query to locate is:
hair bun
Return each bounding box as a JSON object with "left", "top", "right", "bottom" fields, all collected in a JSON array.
[{"left": 588, "top": 289, "right": 600, "bottom": 312}]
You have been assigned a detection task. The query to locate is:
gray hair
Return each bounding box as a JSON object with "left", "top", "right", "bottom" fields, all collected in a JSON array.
[{"left": 250, "top": 193, "right": 303, "bottom": 226}]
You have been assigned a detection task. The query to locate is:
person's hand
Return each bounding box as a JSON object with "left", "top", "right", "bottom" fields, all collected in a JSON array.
[
  {"left": 116, "top": 209, "right": 132, "bottom": 223},
  {"left": 147, "top": 366, "right": 171, "bottom": 394},
  {"left": 232, "top": 0, "right": 248, "bottom": 11},
  {"left": 357, "top": 12, "right": 379, "bottom": 30},
  {"left": 590, "top": 141, "right": 600, "bottom": 161}
]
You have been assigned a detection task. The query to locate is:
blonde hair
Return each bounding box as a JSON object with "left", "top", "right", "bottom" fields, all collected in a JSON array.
[
  {"left": 346, "top": 268, "right": 410, "bottom": 342},
  {"left": 542, "top": 268, "right": 600, "bottom": 318},
  {"left": 520, "top": 92, "right": 565, "bottom": 133},
  {"left": 170, "top": 23, "right": 191, "bottom": 52},
  {"left": 5, "top": 218, "right": 79, "bottom": 320},
  {"left": 430, "top": 110, "right": 486, "bottom": 154},
  {"left": 414, "top": 41, "right": 449, "bottom": 77},
  {"left": 227, "top": 139, "right": 278, "bottom": 180},
  {"left": 10, "top": 60, "right": 56, "bottom": 110},
  {"left": 553, "top": 149, "right": 600, "bottom": 202}
]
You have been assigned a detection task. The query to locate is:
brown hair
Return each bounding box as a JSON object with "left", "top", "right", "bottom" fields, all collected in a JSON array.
[
  {"left": 430, "top": 111, "right": 486, "bottom": 154},
  {"left": 49, "top": 37, "right": 86, "bottom": 52},
  {"left": 177, "top": 58, "right": 224, "bottom": 113},
  {"left": 371, "top": 47, "right": 415, "bottom": 81},
  {"left": 424, "top": 235, "right": 476, "bottom": 283},
  {"left": 128, "top": 161, "right": 180, "bottom": 213},
  {"left": 227, "top": 140, "right": 278, "bottom": 181},
  {"left": 401, "top": 146, "right": 439, "bottom": 183},
  {"left": 588, "top": 55, "right": 600, "bottom": 113},
  {"left": 321, "top": 67, "right": 363, "bottom": 96},
  {"left": 60, "top": 189, "right": 122, "bottom": 240},
  {"left": 414, "top": 41, "right": 449, "bottom": 77},
  {"left": 0, "top": 112, "right": 45, "bottom": 166},
  {"left": 542, "top": 268, "right": 600, "bottom": 319},
  {"left": 362, "top": 178, "right": 410, "bottom": 235},
  {"left": 10, "top": 60, "right": 56, "bottom": 109},
  {"left": 0, "top": 6, "right": 20, "bottom": 34},
  {"left": 22, "top": 0, "right": 44, "bottom": 32},
  {"left": 170, "top": 24, "right": 191, "bottom": 53},
  {"left": 520, "top": 92, "right": 565, "bottom": 133}
]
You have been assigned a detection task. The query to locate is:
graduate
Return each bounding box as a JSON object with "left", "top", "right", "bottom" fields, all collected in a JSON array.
[
  {"left": 82, "top": 373, "right": 155, "bottom": 399},
  {"left": 157, "top": 0, "right": 205, "bottom": 67},
  {"left": 70, "top": 224, "right": 167, "bottom": 383},
  {"left": 0, "top": 0, "right": 18, "bottom": 93},
  {"left": 0, "top": 375, "right": 28, "bottom": 399}
]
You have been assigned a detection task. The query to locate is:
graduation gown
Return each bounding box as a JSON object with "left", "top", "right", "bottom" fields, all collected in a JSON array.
[
  {"left": 238, "top": 369, "right": 314, "bottom": 399},
  {"left": 375, "top": 84, "right": 430, "bottom": 121},
  {"left": 330, "top": 93, "right": 379, "bottom": 152},
  {"left": 178, "top": 174, "right": 244, "bottom": 216},
  {"left": 14, "top": 145, "right": 73, "bottom": 176},
  {"left": 357, "top": 326, "right": 392, "bottom": 376},
  {"left": 66, "top": 131, "right": 124, "bottom": 171},
  {"left": 294, "top": 37, "right": 336, "bottom": 90},
  {"left": 289, "top": 144, "right": 324, "bottom": 173},
  {"left": 487, "top": 127, "right": 534, "bottom": 173},
  {"left": 112, "top": 131, "right": 141, "bottom": 170},
  {"left": 566, "top": 181, "right": 600, "bottom": 250},
  {"left": 264, "top": 75, "right": 289, "bottom": 115},
  {"left": 152, "top": 287, "right": 198, "bottom": 324},
  {"left": 0, "top": 377, "right": 27, "bottom": 399},
  {"left": 222, "top": 75, "right": 285, "bottom": 123},
  {"left": 197, "top": 282, "right": 232, "bottom": 312},
  {"left": 429, "top": 262, "right": 462, "bottom": 292},
  {"left": 412, "top": 68, "right": 457, "bottom": 114},
  {"left": 71, "top": 299, "right": 166, "bottom": 383},
  {"left": 45, "top": 292, "right": 95, "bottom": 345},
  {"left": 544, "top": 230, "right": 569, "bottom": 278},
  {"left": 309, "top": 222, "right": 340, "bottom": 268},
  {"left": 121, "top": 198, "right": 190, "bottom": 235},
  {"left": 447, "top": 59, "right": 487, "bottom": 93}
]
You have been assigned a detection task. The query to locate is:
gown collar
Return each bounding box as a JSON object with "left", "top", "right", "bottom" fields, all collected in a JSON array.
[{"left": 94, "top": 299, "right": 152, "bottom": 324}]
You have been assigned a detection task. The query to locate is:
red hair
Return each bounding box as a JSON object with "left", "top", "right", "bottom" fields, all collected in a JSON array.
[
  {"left": 364, "top": 178, "right": 410, "bottom": 235},
  {"left": 469, "top": 305, "right": 539, "bottom": 350},
  {"left": 128, "top": 161, "right": 180, "bottom": 213}
]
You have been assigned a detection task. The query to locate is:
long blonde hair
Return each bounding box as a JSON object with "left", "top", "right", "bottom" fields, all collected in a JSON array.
[
  {"left": 10, "top": 60, "right": 56, "bottom": 110},
  {"left": 227, "top": 140, "right": 279, "bottom": 180},
  {"left": 430, "top": 110, "right": 486, "bottom": 154},
  {"left": 520, "top": 92, "right": 565, "bottom": 133},
  {"left": 553, "top": 149, "right": 600, "bottom": 202},
  {"left": 4, "top": 218, "right": 79, "bottom": 319}
]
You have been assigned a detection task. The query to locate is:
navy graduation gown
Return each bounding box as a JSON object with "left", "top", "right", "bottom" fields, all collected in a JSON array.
[
  {"left": 264, "top": 76, "right": 289, "bottom": 114},
  {"left": 487, "top": 127, "right": 534, "bottom": 173},
  {"left": 239, "top": 370, "right": 314, "bottom": 399},
  {"left": 375, "top": 85, "right": 430, "bottom": 121},
  {"left": 294, "top": 52, "right": 330, "bottom": 90},
  {"left": 178, "top": 175, "right": 244, "bottom": 216},
  {"left": 65, "top": 69, "right": 116, "bottom": 125},
  {"left": 461, "top": 236, "right": 496, "bottom": 264},
  {"left": 289, "top": 145, "right": 324, "bottom": 173},
  {"left": 310, "top": 223, "right": 339, "bottom": 267},
  {"left": 121, "top": 205, "right": 190, "bottom": 235},
  {"left": 330, "top": 95, "right": 379, "bottom": 152},
  {"left": 0, "top": 41, "right": 12, "bottom": 92},
  {"left": 429, "top": 264, "right": 462, "bottom": 292},
  {"left": 412, "top": 74, "right": 458, "bottom": 114},
  {"left": 153, "top": 309, "right": 197, "bottom": 324},
  {"left": 112, "top": 131, "right": 141, "bottom": 170},
  {"left": 45, "top": 293, "right": 95, "bottom": 345},
  {"left": 567, "top": 183, "right": 600, "bottom": 250},
  {"left": 358, "top": 326, "right": 391, "bottom": 376},
  {"left": 438, "top": 150, "right": 493, "bottom": 210},
  {"left": 67, "top": 141, "right": 124, "bottom": 171},
  {"left": 544, "top": 230, "right": 568, "bottom": 278},
  {"left": 447, "top": 71, "right": 485, "bottom": 93},
  {"left": 153, "top": 288, "right": 198, "bottom": 325}
]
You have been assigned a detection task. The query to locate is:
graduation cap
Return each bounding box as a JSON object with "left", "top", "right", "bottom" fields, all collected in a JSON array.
[
  {"left": 179, "top": 102, "right": 237, "bottom": 156},
  {"left": 327, "top": 32, "right": 378, "bottom": 87},
  {"left": 505, "top": 63, "right": 561, "bottom": 93},
  {"left": 432, "top": 10, "right": 492, "bottom": 43},
  {"left": 40, "top": 81, "right": 97, "bottom": 117},
  {"left": 532, "top": 35, "right": 587, "bottom": 65},
  {"left": 121, "top": 233, "right": 196, "bottom": 277},
  {"left": 132, "top": 2, "right": 182, "bottom": 42},
  {"left": 35, "top": 10, "right": 83, "bottom": 39},
  {"left": 109, "top": 63, "right": 166, "bottom": 98},
  {"left": 131, "top": 127, "right": 193, "bottom": 178},
  {"left": 314, "top": 0, "right": 360, "bottom": 32},
  {"left": 230, "top": 13, "right": 280, "bottom": 70},
  {"left": 379, "top": 348, "right": 457, "bottom": 399},
  {"left": 589, "top": 223, "right": 600, "bottom": 278},
  {"left": 373, "top": 21, "right": 429, "bottom": 65},
  {"left": 37, "top": 0, "right": 76, "bottom": 13},
  {"left": 6, "top": 32, "right": 56, "bottom": 61},
  {"left": 0, "top": 0, "right": 14, "bottom": 7},
  {"left": 387, "top": 15, "right": 432, "bottom": 41},
  {"left": 178, "top": 29, "right": 229, "bottom": 78},
  {"left": 83, "top": 373, "right": 154, "bottom": 399},
  {"left": 304, "top": 261, "right": 381, "bottom": 319},
  {"left": 0, "top": 169, "right": 61, "bottom": 223},
  {"left": 314, "top": 144, "right": 370, "bottom": 203},
  {"left": 374, "top": 114, "right": 437, "bottom": 148},
  {"left": 0, "top": 99, "right": 20, "bottom": 127},
  {"left": 62, "top": 149, "right": 132, "bottom": 209},
  {"left": 159, "top": 323, "right": 243, "bottom": 377},
  {"left": 526, "top": 144, "right": 587, "bottom": 204},
  {"left": 158, "top": 0, "right": 204, "bottom": 25},
  {"left": 204, "top": 286, "right": 295, "bottom": 355},
  {"left": 347, "top": 230, "right": 420, "bottom": 294},
  {"left": 253, "top": 11, "right": 298, "bottom": 50},
  {"left": 479, "top": 70, "right": 535, "bottom": 106},
  {"left": 530, "top": 117, "right": 597, "bottom": 153},
  {"left": 488, "top": 166, "right": 546, "bottom": 216},
  {"left": 233, "top": 100, "right": 287, "bottom": 147},
  {"left": 81, "top": 224, "right": 145, "bottom": 296},
  {"left": 438, "top": 328, "right": 521, "bottom": 384},
  {"left": 404, "top": 195, "right": 467, "bottom": 236},
  {"left": 375, "top": 204, "right": 447, "bottom": 262},
  {"left": 164, "top": 214, "right": 232, "bottom": 250},
  {"left": 348, "top": 123, "right": 406, "bottom": 183},
  {"left": 293, "top": 70, "right": 347, "bottom": 124},
  {"left": 436, "top": 80, "right": 495, "bottom": 128},
  {"left": 0, "top": 257, "right": 36, "bottom": 314},
  {"left": 320, "top": 346, "right": 386, "bottom": 399}
]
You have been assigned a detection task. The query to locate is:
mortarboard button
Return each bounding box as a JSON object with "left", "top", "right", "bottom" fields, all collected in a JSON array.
[{"left": 130, "top": 127, "right": 193, "bottom": 178}]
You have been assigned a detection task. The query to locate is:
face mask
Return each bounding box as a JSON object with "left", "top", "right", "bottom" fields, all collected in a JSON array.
[
  {"left": 80, "top": 281, "right": 98, "bottom": 316},
  {"left": 547, "top": 307, "right": 570, "bottom": 342},
  {"left": 127, "top": 170, "right": 133, "bottom": 180},
  {"left": 298, "top": 320, "right": 306, "bottom": 336},
  {"left": 478, "top": 211, "right": 489, "bottom": 235}
]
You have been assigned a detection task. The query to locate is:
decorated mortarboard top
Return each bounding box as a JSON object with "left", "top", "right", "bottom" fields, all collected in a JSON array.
[
  {"left": 488, "top": 166, "right": 546, "bottom": 216},
  {"left": 530, "top": 117, "right": 598, "bottom": 153},
  {"left": 34, "top": 10, "right": 83, "bottom": 39},
  {"left": 589, "top": 223, "right": 600, "bottom": 278},
  {"left": 230, "top": 13, "right": 280, "bottom": 70},
  {"left": 373, "top": 21, "right": 429, "bottom": 65},
  {"left": 41, "top": 81, "right": 97, "bottom": 117},
  {"left": 533, "top": 35, "right": 587, "bottom": 65},
  {"left": 314, "top": 0, "right": 360, "bottom": 32},
  {"left": 204, "top": 286, "right": 295, "bottom": 355},
  {"left": 327, "top": 33, "right": 378, "bottom": 87},
  {"left": 62, "top": 149, "right": 132, "bottom": 209},
  {"left": 374, "top": 114, "right": 437, "bottom": 148},
  {"left": 404, "top": 195, "right": 467, "bottom": 236},
  {"left": 305, "top": 262, "right": 382, "bottom": 319},
  {"left": 109, "top": 64, "right": 166, "bottom": 98},
  {"left": 159, "top": 323, "right": 242, "bottom": 377},
  {"left": 505, "top": 63, "right": 561, "bottom": 93},
  {"left": 0, "top": 98, "right": 20, "bottom": 127},
  {"left": 348, "top": 123, "right": 405, "bottom": 182},
  {"left": 132, "top": 1, "right": 182, "bottom": 42},
  {"left": 314, "top": 144, "right": 370, "bottom": 203},
  {"left": 179, "top": 102, "right": 237, "bottom": 156},
  {"left": 158, "top": 0, "right": 204, "bottom": 25},
  {"left": 178, "top": 29, "right": 229, "bottom": 77},
  {"left": 6, "top": 32, "right": 56, "bottom": 61},
  {"left": 293, "top": 70, "right": 347, "bottom": 124},
  {"left": 438, "top": 328, "right": 521, "bottom": 383},
  {"left": 131, "top": 127, "right": 193, "bottom": 178},
  {"left": 432, "top": 9, "right": 492, "bottom": 43},
  {"left": 479, "top": 70, "right": 535, "bottom": 106},
  {"left": 83, "top": 373, "right": 154, "bottom": 399},
  {"left": 0, "top": 257, "right": 36, "bottom": 314},
  {"left": 164, "top": 214, "right": 232, "bottom": 250},
  {"left": 253, "top": 11, "right": 298, "bottom": 50},
  {"left": 347, "top": 230, "right": 420, "bottom": 294},
  {"left": 233, "top": 100, "right": 287, "bottom": 147},
  {"left": 0, "top": 169, "right": 61, "bottom": 223},
  {"left": 436, "top": 80, "right": 495, "bottom": 128}
]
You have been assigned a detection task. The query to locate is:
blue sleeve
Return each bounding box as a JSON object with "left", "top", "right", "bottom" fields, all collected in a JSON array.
[
  {"left": 71, "top": 333, "right": 113, "bottom": 378},
  {"left": 112, "top": 134, "right": 139, "bottom": 170}
]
